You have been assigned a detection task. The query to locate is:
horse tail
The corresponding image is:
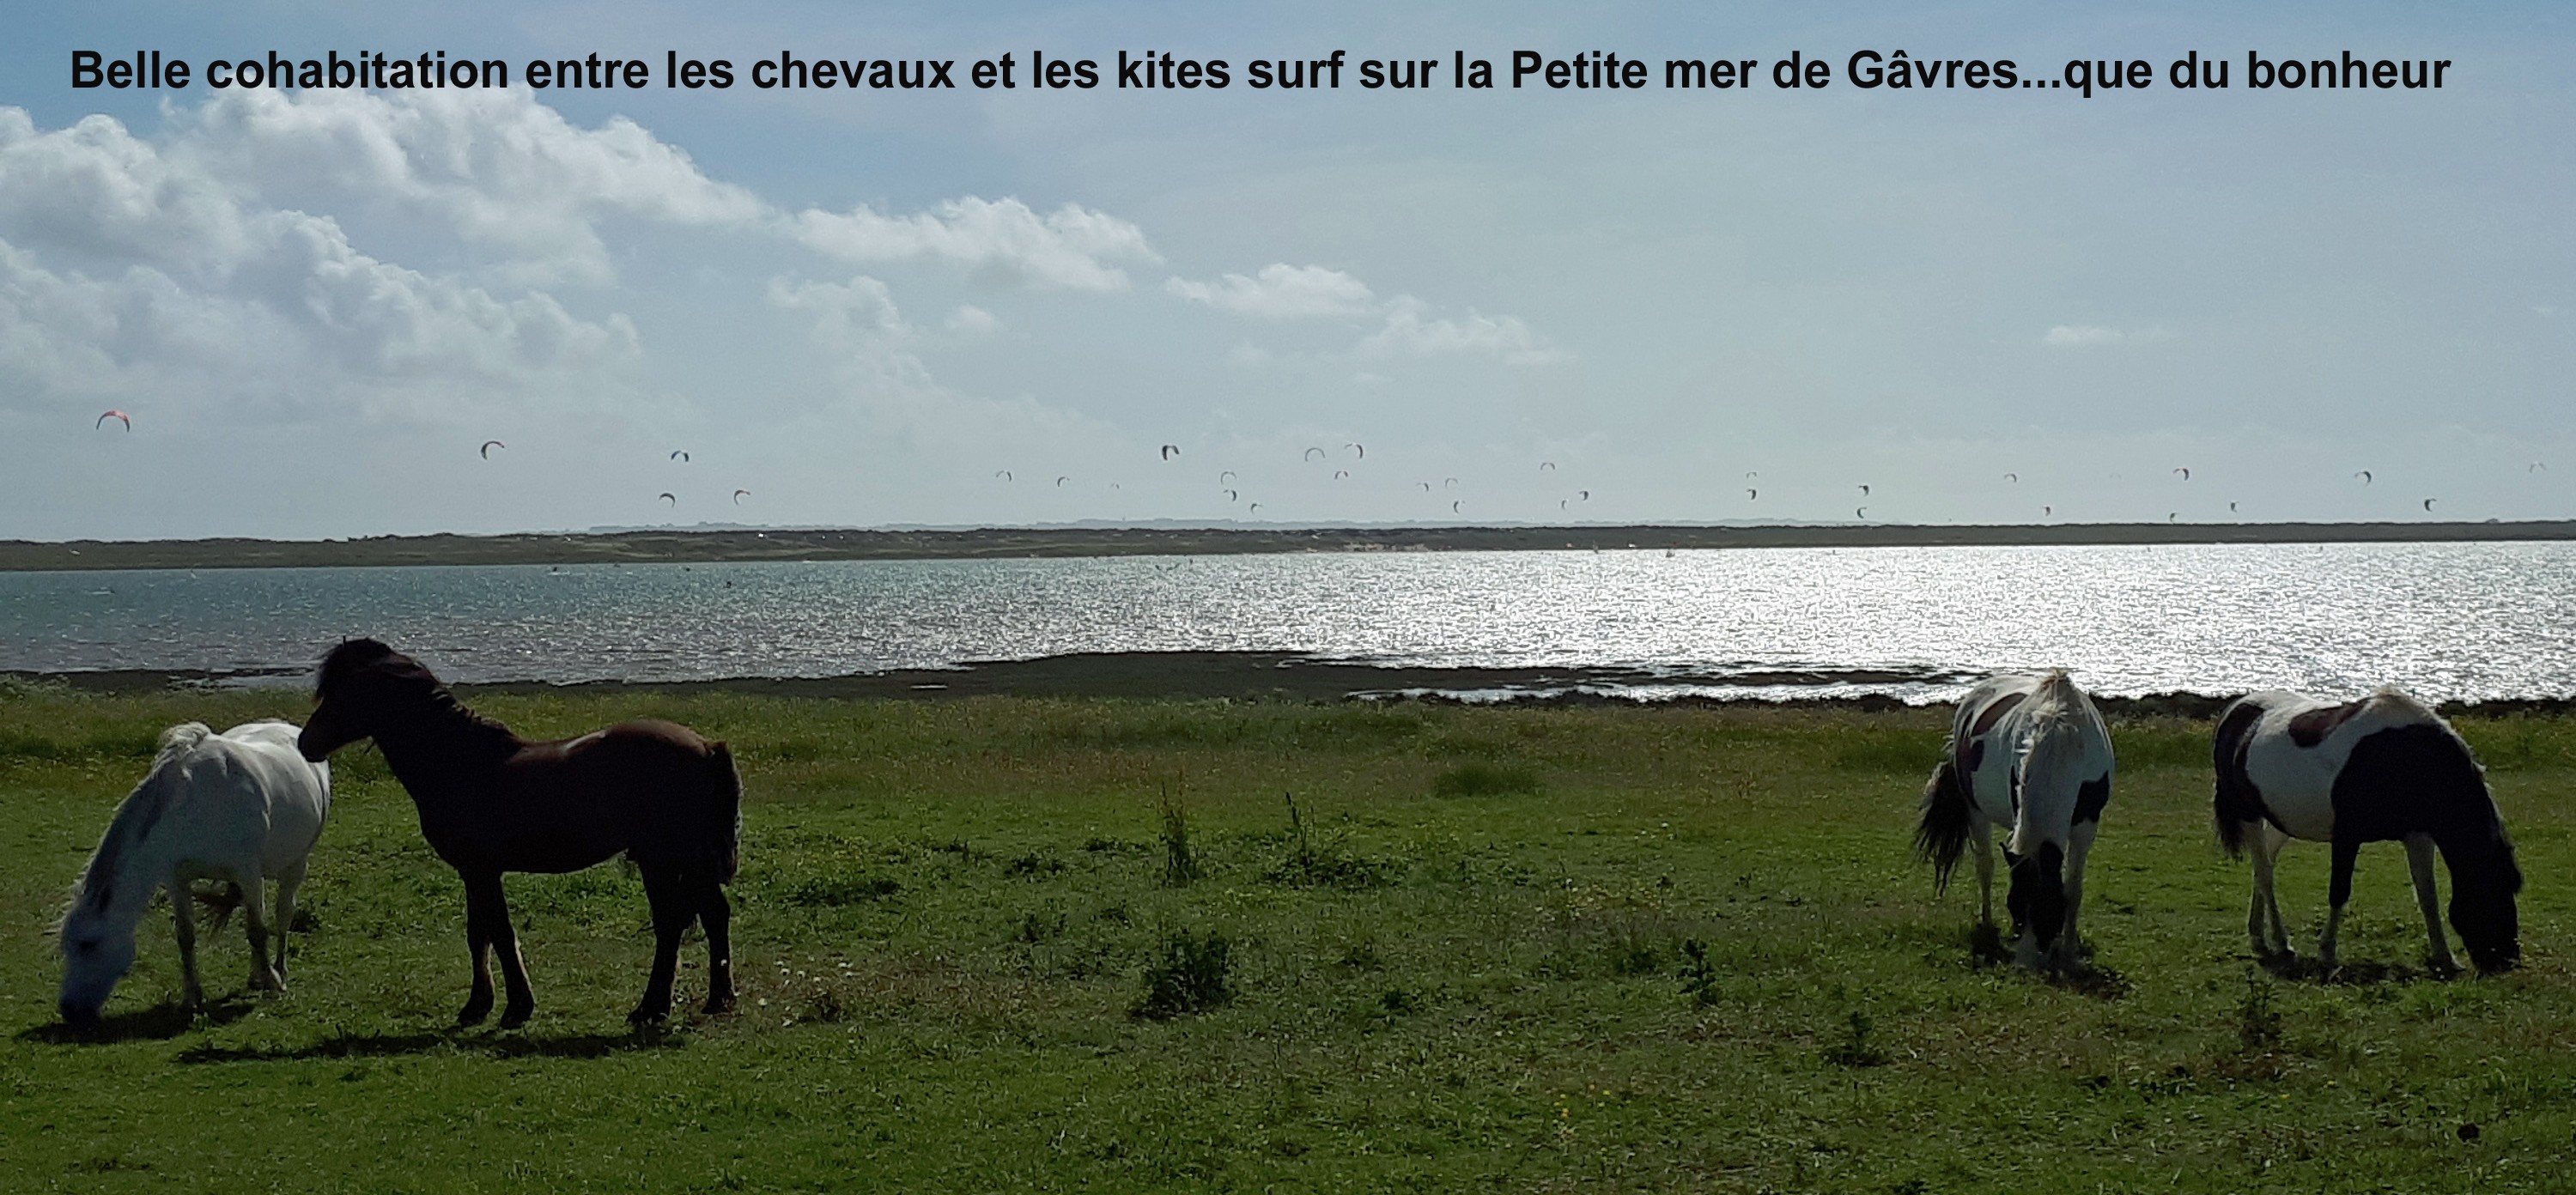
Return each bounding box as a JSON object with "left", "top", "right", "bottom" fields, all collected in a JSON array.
[
  {"left": 704, "top": 742, "right": 742, "bottom": 885},
  {"left": 1916, "top": 754, "right": 1974, "bottom": 893},
  {"left": 2211, "top": 699, "right": 2266, "bottom": 858}
]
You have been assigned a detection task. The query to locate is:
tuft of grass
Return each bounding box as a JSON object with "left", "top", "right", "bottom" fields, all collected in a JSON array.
[
  {"left": 1157, "top": 791, "right": 1201, "bottom": 888},
  {"left": 1016, "top": 908, "right": 1066, "bottom": 943},
  {"left": 1678, "top": 938, "right": 1721, "bottom": 1006},
  {"left": 1004, "top": 851, "right": 1066, "bottom": 877},
  {"left": 2238, "top": 974, "right": 2283, "bottom": 1052},
  {"left": 1608, "top": 934, "right": 1663, "bottom": 976},
  {"left": 1267, "top": 792, "right": 1396, "bottom": 889},
  {"left": 1132, "top": 928, "right": 1232, "bottom": 1020},
  {"left": 1431, "top": 761, "right": 1541, "bottom": 798},
  {"left": 799, "top": 984, "right": 849, "bottom": 1024},
  {"left": 1821, "top": 1010, "right": 1890, "bottom": 1068}
]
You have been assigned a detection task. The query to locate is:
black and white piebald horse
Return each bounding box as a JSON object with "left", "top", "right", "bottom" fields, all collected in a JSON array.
[
  {"left": 2214, "top": 688, "right": 2520, "bottom": 974},
  {"left": 1917, "top": 670, "right": 2116, "bottom": 968}
]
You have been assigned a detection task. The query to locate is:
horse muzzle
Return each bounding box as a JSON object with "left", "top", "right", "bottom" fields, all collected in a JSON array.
[
  {"left": 296, "top": 720, "right": 352, "bottom": 762},
  {"left": 58, "top": 998, "right": 101, "bottom": 1030}
]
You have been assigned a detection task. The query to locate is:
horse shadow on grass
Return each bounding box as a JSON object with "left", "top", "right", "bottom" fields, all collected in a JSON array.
[
  {"left": 1962, "top": 922, "right": 2133, "bottom": 999},
  {"left": 17, "top": 997, "right": 255, "bottom": 1046},
  {"left": 170, "top": 1020, "right": 696, "bottom": 1066},
  {"left": 2253, "top": 951, "right": 2450, "bottom": 986},
  {"left": 171, "top": 1023, "right": 689, "bottom": 1065}
]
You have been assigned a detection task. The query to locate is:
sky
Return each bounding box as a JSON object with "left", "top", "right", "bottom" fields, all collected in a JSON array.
[{"left": 1, "top": 2, "right": 2570, "bottom": 539}]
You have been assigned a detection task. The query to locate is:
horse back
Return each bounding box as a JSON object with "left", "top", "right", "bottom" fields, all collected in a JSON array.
[
  {"left": 479, "top": 719, "right": 738, "bottom": 876},
  {"left": 2239, "top": 688, "right": 2476, "bottom": 845},
  {"left": 1951, "top": 676, "right": 2040, "bottom": 823},
  {"left": 2016, "top": 676, "right": 2114, "bottom": 839},
  {"left": 121, "top": 723, "right": 329, "bottom": 879}
]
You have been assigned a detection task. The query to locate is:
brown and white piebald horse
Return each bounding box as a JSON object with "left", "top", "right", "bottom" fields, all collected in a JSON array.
[
  {"left": 1917, "top": 670, "right": 2116, "bottom": 969},
  {"left": 2214, "top": 688, "right": 2520, "bottom": 973}
]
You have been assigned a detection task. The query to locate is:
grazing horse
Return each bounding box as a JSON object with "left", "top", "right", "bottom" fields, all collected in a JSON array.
[
  {"left": 2214, "top": 688, "right": 2519, "bottom": 973},
  {"left": 1916, "top": 671, "right": 2116, "bottom": 968},
  {"left": 58, "top": 722, "right": 331, "bottom": 1027},
  {"left": 298, "top": 640, "right": 742, "bottom": 1028}
]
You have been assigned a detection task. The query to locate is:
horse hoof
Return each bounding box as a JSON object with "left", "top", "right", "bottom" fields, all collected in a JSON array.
[
  {"left": 456, "top": 999, "right": 493, "bottom": 1027},
  {"left": 498, "top": 1002, "right": 534, "bottom": 1030},
  {"left": 702, "top": 994, "right": 735, "bottom": 1016},
  {"left": 628, "top": 1005, "right": 670, "bottom": 1028}
]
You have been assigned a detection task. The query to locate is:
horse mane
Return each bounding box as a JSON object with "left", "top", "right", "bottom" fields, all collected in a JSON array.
[
  {"left": 2363, "top": 684, "right": 2444, "bottom": 728},
  {"left": 320, "top": 637, "right": 519, "bottom": 759},
  {"left": 60, "top": 724, "right": 213, "bottom": 934}
]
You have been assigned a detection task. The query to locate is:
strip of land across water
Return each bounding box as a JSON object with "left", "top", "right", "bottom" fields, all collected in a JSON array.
[
  {"left": 15, "top": 651, "right": 2574, "bottom": 719},
  {"left": 4, "top": 519, "right": 2573, "bottom": 571}
]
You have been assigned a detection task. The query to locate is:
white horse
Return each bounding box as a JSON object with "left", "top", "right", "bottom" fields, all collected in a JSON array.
[
  {"left": 1916, "top": 670, "right": 2117, "bottom": 968},
  {"left": 2214, "top": 688, "right": 2520, "bottom": 973},
  {"left": 58, "top": 721, "right": 331, "bottom": 1027}
]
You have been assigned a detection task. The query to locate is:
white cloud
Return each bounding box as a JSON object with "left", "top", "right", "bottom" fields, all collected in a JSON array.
[
  {"left": 769, "top": 274, "right": 908, "bottom": 344},
  {"left": 0, "top": 105, "right": 639, "bottom": 423},
  {"left": 0, "top": 93, "right": 1172, "bottom": 434},
  {"left": 148, "top": 89, "right": 1158, "bottom": 294},
  {"left": 1171, "top": 261, "right": 1566, "bottom": 364},
  {"left": 791, "top": 197, "right": 1157, "bottom": 291},
  {"left": 168, "top": 88, "right": 763, "bottom": 286},
  {"left": 1165, "top": 263, "right": 1374, "bottom": 318},
  {"left": 1362, "top": 298, "right": 1569, "bottom": 365}
]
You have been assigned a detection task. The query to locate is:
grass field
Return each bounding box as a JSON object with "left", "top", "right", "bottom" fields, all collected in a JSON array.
[{"left": 4, "top": 682, "right": 2573, "bottom": 1192}]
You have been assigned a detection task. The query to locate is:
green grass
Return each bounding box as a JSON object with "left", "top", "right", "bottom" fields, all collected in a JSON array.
[{"left": 5, "top": 682, "right": 2576, "bottom": 1191}]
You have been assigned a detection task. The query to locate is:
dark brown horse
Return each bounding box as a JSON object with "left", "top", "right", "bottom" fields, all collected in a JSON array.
[{"left": 299, "top": 639, "right": 740, "bottom": 1028}]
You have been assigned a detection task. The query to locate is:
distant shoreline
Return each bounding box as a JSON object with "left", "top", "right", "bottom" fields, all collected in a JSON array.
[
  {"left": 12, "top": 651, "right": 2576, "bottom": 719},
  {"left": 4, "top": 520, "right": 2573, "bottom": 572}
]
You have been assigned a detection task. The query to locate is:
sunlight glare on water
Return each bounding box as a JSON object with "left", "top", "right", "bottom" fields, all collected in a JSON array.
[{"left": 1, "top": 542, "right": 2569, "bottom": 702}]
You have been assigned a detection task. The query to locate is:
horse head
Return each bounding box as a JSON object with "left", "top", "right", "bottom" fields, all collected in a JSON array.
[
  {"left": 55, "top": 897, "right": 139, "bottom": 1028},
  {"left": 2447, "top": 829, "right": 2524, "bottom": 973},
  {"left": 301, "top": 638, "right": 430, "bottom": 761},
  {"left": 2003, "top": 840, "right": 2068, "bottom": 958}
]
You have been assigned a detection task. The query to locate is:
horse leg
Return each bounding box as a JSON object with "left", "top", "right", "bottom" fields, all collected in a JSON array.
[
  {"left": 237, "top": 864, "right": 281, "bottom": 993},
  {"left": 698, "top": 872, "right": 734, "bottom": 1016},
  {"left": 474, "top": 874, "right": 538, "bottom": 1029},
  {"left": 631, "top": 864, "right": 689, "bottom": 1026},
  {"left": 1971, "top": 829, "right": 1996, "bottom": 928},
  {"left": 2057, "top": 834, "right": 2093, "bottom": 968},
  {"left": 2405, "top": 834, "right": 2458, "bottom": 973},
  {"left": 271, "top": 859, "right": 308, "bottom": 986},
  {"left": 2320, "top": 836, "right": 2360, "bottom": 972},
  {"left": 2247, "top": 824, "right": 2284, "bottom": 958},
  {"left": 169, "top": 873, "right": 204, "bottom": 1013},
  {"left": 458, "top": 871, "right": 500, "bottom": 1026},
  {"left": 2259, "top": 825, "right": 2293, "bottom": 956}
]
